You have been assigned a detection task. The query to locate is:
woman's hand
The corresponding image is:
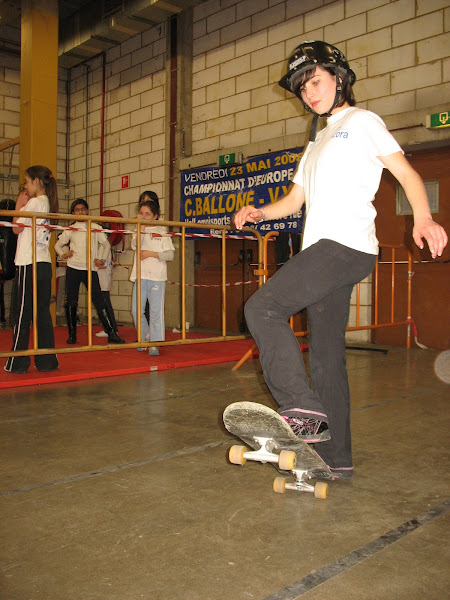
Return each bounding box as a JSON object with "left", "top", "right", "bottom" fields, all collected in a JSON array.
[
  {"left": 379, "top": 152, "right": 448, "bottom": 259},
  {"left": 63, "top": 250, "right": 74, "bottom": 260},
  {"left": 232, "top": 184, "right": 305, "bottom": 230},
  {"left": 15, "top": 189, "right": 30, "bottom": 211},
  {"left": 413, "top": 216, "right": 448, "bottom": 259},
  {"left": 12, "top": 190, "right": 32, "bottom": 234},
  {"left": 94, "top": 258, "right": 106, "bottom": 268},
  {"left": 140, "top": 250, "right": 157, "bottom": 260},
  {"left": 233, "top": 206, "right": 264, "bottom": 230}
]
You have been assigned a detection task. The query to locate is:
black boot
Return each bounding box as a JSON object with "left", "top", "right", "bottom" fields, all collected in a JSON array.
[
  {"left": 98, "top": 307, "right": 125, "bottom": 344},
  {"left": 65, "top": 305, "right": 77, "bottom": 344}
]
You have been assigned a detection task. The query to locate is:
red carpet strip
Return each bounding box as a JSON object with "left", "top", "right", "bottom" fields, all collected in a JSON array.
[{"left": 0, "top": 326, "right": 259, "bottom": 389}]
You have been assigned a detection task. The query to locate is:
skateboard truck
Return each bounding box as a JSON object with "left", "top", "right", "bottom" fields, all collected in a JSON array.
[
  {"left": 273, "top": 471, "right": 328, "bottom": 498},
  {"left": 229, "top": 441, "right": 328, "bottom": 499},
  {"left": 229, "top": 436, "right": 297, "bottom": 470}
]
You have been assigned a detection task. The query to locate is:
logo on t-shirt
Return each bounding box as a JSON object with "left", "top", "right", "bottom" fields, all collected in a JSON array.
[
  {"left": 332, "top": 129, "right": 349, "bottom": 139},
  {"left": 36, "top": 218, "right": 51, "bottom": 247}
]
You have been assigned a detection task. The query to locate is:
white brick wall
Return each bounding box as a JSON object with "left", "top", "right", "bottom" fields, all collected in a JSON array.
[
  {"left": 368, "top": 46, "right": 416, "bottom": 77},
  {"left": 67, "top": 23, "right": 167, "bottom": 222},
  {"left": 368, "top": 0, "right": 416, "bottom": 31},
  {"left": 305, "top": 3, "right": 345, "bottom": 31},
  {"left": 189, "top": 0, "right": 449, "bottom": 157},
  {"left": 75, "top": 35, "right": 162, "bottom": 311}
]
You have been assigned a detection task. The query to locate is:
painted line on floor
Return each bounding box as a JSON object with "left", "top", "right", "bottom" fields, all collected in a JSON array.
[
  {"left": 263, "top": 499, "right": 450, "bottom": 600},
  {"left": 0, "top": 439, "right": 229, "bottom": 497}
]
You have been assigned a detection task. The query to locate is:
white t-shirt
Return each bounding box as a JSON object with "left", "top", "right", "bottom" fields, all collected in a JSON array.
[
  {"left": 54, "top": 221, "right": 108, "bottom": 271},
  {"left": 293, "top": 106, "right": 402, "bottom": 255},
  {"left": 130, "top": 225, "right": 175, "bottom": 282},
  {"left": 15, "top": 195, "right": 52, "bottom": 265}
]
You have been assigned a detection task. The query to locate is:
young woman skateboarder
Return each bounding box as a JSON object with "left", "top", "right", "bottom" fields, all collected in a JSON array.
[{"left": 233, "top": 41, "right": 447, "bottom": 479}]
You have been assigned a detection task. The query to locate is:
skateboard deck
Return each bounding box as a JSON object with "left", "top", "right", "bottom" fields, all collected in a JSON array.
[{"left": 223, "top": 401, "right": 335, "bottom": 498}]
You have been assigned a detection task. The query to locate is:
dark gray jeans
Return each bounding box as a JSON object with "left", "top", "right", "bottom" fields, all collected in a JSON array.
[{"left": 244, "top": 239, "right": 376, "bottom": 471}]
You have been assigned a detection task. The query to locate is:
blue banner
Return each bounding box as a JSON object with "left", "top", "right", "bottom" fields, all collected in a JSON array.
[{"left": 180, "top": 148, "right": 304, "bottom": 236}]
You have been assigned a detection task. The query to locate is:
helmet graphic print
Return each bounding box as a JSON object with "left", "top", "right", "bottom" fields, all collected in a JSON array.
[{"left": 279, "top": 41, "right": 356, "bottom": 141}]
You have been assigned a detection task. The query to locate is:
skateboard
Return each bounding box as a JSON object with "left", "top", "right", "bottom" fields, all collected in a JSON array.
[{"left": 223, "top": 401, "right": 335, "bottom": 498}]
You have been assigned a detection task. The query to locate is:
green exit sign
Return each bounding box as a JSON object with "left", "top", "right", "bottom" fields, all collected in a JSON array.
[
  {"left": 426, "top": 111, "right": 450, "bottom": 129},
  {"left": 219, "top": 152, "right": 243, "bottom": 166}
]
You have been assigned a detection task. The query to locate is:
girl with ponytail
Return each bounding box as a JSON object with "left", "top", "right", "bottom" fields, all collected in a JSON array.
[{"left": 5, "top": 165, "right": 59, "bottom": 374}]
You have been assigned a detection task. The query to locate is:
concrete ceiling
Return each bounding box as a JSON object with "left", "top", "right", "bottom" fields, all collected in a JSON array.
[{"left": 0, "top": 0, "right": 203, "bottom": 68}]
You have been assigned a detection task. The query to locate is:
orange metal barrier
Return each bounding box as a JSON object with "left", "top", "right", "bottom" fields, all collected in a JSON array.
[
  {"left": 348, "top": 244, "right": 413, "bottom": 347},
  {"left": 232, "top": 235, "right": 413, "bottom": 370},
  {"left": 0, "top": 209, "right": 265, "bottom": 360},
  {"left": 0, "top": 209, "right": 414, "bottom": 365}
]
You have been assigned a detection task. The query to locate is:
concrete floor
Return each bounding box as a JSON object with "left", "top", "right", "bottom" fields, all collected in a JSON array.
[{"left": 0, "top": 346, "right": 449, "bottom": 600}]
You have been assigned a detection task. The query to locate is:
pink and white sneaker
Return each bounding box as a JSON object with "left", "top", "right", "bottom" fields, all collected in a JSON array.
[{"left": 281, "top": 415, "right": 330, "bottom": 443}]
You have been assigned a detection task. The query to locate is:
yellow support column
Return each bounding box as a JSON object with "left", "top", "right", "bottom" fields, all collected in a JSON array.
[
  {"left": 20, "top": 0, "right": 58, "bottom": 177},
  {"left": 19, "top": 0, "right": 59, "bottom": 322}
]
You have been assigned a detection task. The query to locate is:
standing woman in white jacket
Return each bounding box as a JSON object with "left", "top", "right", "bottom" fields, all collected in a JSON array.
[
  {"left": 5, "top": 165, "right": 59, "bottom": 374},
  {"left": 54, "top": 199, "right": 125, "bottom": 345},
  {"left": 130, "top": 200, "right": 175, "bottom": 356}
]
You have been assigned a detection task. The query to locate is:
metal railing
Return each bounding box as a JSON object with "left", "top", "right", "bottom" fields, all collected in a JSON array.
[
  {"left": 0, "top": 209, "right": 264, "bottom": 360},
  {"left": 232, "top": 234, "right": 413, "bottom": 370},
  {"left": 0, "top": 209, "right": 414, "bottom": 366}
]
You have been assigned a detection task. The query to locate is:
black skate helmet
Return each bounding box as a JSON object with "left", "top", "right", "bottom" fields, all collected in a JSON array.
[{"left": 279, "top": 41, "right": 356, "bottom": 140}]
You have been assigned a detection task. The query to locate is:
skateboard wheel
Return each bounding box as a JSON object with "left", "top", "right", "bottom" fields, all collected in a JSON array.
[
  {"left": 314, "top": 481, "right": 328, "bottom": 499},
  {"left": 278, "top": 450, "right": 297, "bottom": 471},
  {"left": 229, "top": 445, "right": 248, "bottom": 465},
  {"left": 273, "top": 477, "right": 287, "bottom": 494}
]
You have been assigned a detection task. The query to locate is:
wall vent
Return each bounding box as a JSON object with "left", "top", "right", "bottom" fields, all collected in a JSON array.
[{"left": 396, "top": 179, "right": 439, "bottom": 215}]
